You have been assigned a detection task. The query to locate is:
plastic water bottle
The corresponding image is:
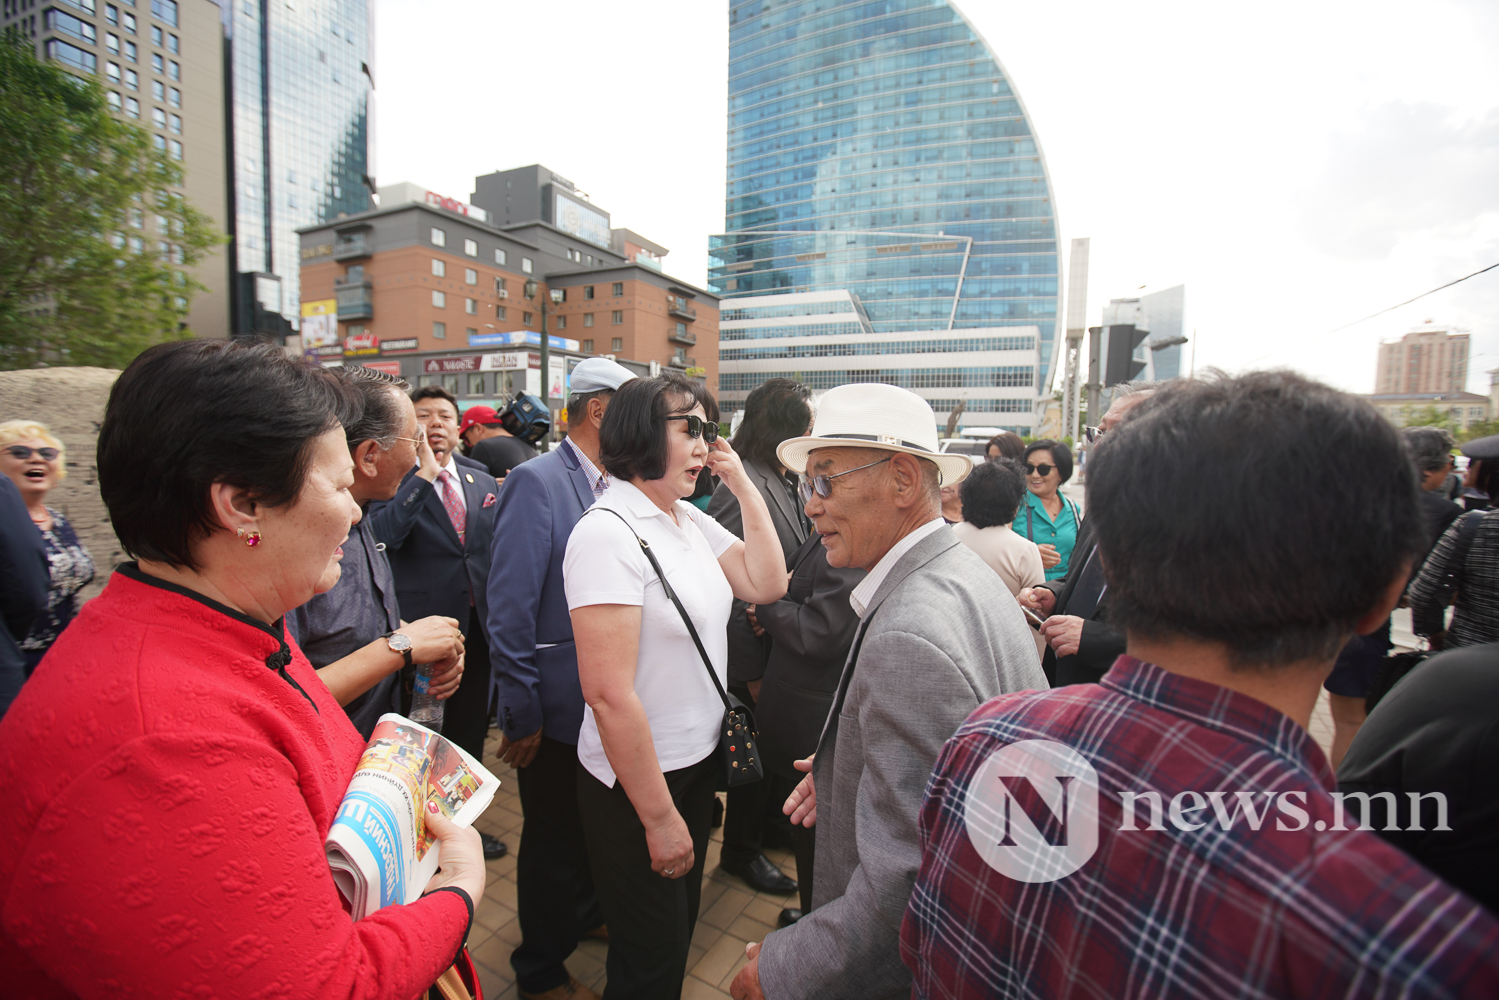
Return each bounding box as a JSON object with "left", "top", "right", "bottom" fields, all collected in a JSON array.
[{"left": 410, "top": 662, "right": 444, "bottom": 730}]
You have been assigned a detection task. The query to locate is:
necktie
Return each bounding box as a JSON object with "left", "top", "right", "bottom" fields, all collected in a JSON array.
[{"left": 438, "top": 470, "right": 466, "bottom": 544}]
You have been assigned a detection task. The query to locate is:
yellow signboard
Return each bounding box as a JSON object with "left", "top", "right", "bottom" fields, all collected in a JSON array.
[{"left": 301, "top": 299, "right": 337, "bottom": 317}]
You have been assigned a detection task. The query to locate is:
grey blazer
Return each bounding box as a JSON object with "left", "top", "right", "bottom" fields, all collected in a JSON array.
[
  {"left": 756, "top": 526, "right": 1049, "bottom": 1000},
  {"left": 706, "top": 458, "right": 809, "bottom": 685}
]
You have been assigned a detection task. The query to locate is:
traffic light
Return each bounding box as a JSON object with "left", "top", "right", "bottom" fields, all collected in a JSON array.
[{"left": 1102, "top": 324, "right": 1148, "bottom": 386}]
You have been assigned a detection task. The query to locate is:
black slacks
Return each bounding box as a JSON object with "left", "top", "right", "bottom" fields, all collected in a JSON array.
[
  {"left": 511, "top": 736, "right": 603, "bottom": 994},
  {"left": 578, "top": 753, "right": 718, "bottom": 1000},
  {"left": 442, "top": 607, "right": 491, "bottom": 760},
  {"left": 791, "top": 819, "right": 815, "bottom": 914}
]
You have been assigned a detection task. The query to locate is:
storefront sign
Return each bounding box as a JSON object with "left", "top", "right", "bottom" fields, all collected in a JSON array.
[
  {"left": 469, "top": 329, "right": 580, "bottom": 351},
  {"left": 380, "top": 338, "right": 419, "bottom": 354},
  {"left": 308, "top": 344, "right": 344, "bottom": 357},
  {"left": 479, "top": 352, "right": 526, "bottom": 372},
  {"left": 300, "top": 299, "right": 339, "bottom": 348},
  {"left": 423, "top": 355, "right": 484, "bottom": 373},
  {"left": 344, "top": 331, "right": 380, "bottom": 357},
  {"left": 360, "top": 361, "right": 403, "bottom": 376}
]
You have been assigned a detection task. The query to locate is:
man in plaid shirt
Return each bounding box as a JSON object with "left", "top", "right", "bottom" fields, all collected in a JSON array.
[{"left": 901, "top": 372, "right": 1499, "bottom": 998}]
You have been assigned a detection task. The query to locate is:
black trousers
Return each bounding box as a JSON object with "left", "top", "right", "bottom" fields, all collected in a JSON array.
[
  {"left": 442, "top": 607, "right": 491, "bottom": 760},
  {"left": 578, "top": 754, "right": 717, "bottom": 1000},
  {"left": 511, "top": 736, "right": 603, "bottom": 993},
  {"left": 791, "top": 819, "right": 815, "bottom": 914}
]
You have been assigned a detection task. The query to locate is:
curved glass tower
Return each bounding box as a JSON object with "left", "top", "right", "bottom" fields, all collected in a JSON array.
[{"left": 710, "top": 0, "right": 1062, "bottom": 387}]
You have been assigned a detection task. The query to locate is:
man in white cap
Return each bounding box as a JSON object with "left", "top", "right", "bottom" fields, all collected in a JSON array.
[
  {"left": 486, "top": 356, "right": 637, "bottom": 1000},
  {"left": 731, "top": 382, "right": 1048, "bottom": 1000}
]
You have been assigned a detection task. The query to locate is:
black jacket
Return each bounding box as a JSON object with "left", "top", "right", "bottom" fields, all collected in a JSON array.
[
  {"left": 1036, "top": 515, "right": 1126, "bottom": 686},
  {"left": 0, "top": 475, "right": 48, "bottom": 717}
]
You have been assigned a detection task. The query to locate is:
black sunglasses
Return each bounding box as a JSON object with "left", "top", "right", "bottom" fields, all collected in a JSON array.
[
  {"left": 5, "top": 446, "right": 59, "bottom": 461},
  {"left": 1024, "top": 463, "right": 1056, "bottom": 477},
  {"left": 667, "top": 414, "right": 718, "bottom": 443},
  {"left": 798, "top": 455, "right": 892, "bottom": 504}
]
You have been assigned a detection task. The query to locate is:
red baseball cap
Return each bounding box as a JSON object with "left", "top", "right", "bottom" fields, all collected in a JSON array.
[{"left": 459, "top": 405, "right": 501, "bottom": 436}]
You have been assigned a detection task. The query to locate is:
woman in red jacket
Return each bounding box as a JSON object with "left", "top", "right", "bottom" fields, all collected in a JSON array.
[{"left": 0, "top": 340, "right": 486, "bottom": 999}]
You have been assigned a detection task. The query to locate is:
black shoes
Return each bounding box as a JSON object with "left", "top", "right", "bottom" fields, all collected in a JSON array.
[
  {"left": 778, "top": 908, "right": 803, "bottom": 928},
  {"left": 720, "top": 852, "right": 798, "bottom": 895},
  {"left": 482, "top": 833, "right": 508, "bottom": 859}
]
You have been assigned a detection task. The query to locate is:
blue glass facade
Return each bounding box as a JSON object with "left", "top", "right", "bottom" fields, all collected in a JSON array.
[
  {"left": 710, "top": 0, "right": 1061, "bottom": 385},
  {"left": 229, "top": 0, "right": 371, "bottom": 324}
]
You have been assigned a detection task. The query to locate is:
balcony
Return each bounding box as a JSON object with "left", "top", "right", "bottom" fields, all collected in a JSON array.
[
  {"left": 669, "top": 328, "right": 696, "bottom": 346},
  {"left": 667, "top": 354, "right": 694, "bottom": 369},
  {"left": 667, "top": 297, "right": 696, "bottom": 321},
  {"left": 332, "top": 234, "right": 371, "bottom": 260},
  {"left": 335, "top": 280, "right": 373, "bottom": 321}
]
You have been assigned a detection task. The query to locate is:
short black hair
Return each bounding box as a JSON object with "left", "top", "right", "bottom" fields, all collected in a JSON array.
[
  {"left": 336, "top": 366, "right": 411, "bottom": 451},
  {"left": 1023, "top": 439, "right": 1073, "bottom": 484},
  {"left": 731, "top": 378, "right": 812, "bottom": 467},
  {"left": 960, "top": 458, "right": 1028, "bottom": 529},
  {"left": 99, "top": 340, "right": 356, "bottom": 570},
  {"left": 410, "top": 384, "right": 459, "bottom": 419},
  {"left": 599, "top": 371, "right": 717, "bottom": 482},
  {"left": 986, "top": 432, "right": 1025, "bottom": 460},
  {"left": 1086, "top": 370, "right": 1422, "bottom": 668}
]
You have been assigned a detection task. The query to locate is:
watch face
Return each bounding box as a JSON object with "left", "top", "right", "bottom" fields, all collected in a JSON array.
[{"left": 389, "top": 633, "right": 413, "bottom": 652}]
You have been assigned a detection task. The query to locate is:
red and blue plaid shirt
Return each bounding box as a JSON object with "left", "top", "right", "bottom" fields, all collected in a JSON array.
[{"left": 900, "top": 656, "right": 1499, "bottom": 998}]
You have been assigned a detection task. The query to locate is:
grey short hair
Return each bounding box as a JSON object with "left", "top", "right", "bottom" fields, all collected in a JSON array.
[
  {"left": 1402, "top": 426, "right": 1456, "bottom": 473},
  {"left": 334, "top": 366, "right": 411, "bottom": 451}
]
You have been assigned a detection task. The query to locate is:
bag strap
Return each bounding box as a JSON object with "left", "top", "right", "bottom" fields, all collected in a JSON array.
[
  {"left": 1024, "top": 502, "right": 1034, "bottom": 541},
  {"left": 584, "top": 507, "right": 734, "bottom": 713}
]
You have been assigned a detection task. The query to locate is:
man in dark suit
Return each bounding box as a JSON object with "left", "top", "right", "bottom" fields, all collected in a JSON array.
[
  {"left": 1020, "top": 384, "right": 1155, "bottom": 686},
  {"left": 488, "top": 358, "right": 635, "bottom": 1000},
  {"left": 365, "top": 384, "right": 504, "bottom": 858},
  {"left": 0, "top": 473, "right": 48, "bottom": 718},
  {"left": 749, "top": 532, "right": 864, "bottom": 927}
]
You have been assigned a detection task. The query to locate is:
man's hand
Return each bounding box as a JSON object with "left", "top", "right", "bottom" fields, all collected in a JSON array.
[
  {"left": 402, "top": 615, "right": 465, "bottom": 665},
  {"left": 497, "top": 727, "right": 543, "bottom": 768},
  {"left": 730, "top": 941, "right": 766, "bottom": 1000},
  {"left": 415, "top": 430, "right": 442, "bottom": 482},
  {"left": 746, "top": 604, "right": 766, "bottom": 637},
  {"left": 1037, "top": 542, "right": 1061, "bottom": 569},
  {"left": 783, "top": 756, "right": 816, "bottom": 827},
  {"left": 1018, "top": 587, "right": 1056, "bottom": 615},
  {"left": 428, "top": 651, "right": 464, "bottom": 700},
  {"left": 1039, "top": 615, "right": 1085, "bottom": 657}
]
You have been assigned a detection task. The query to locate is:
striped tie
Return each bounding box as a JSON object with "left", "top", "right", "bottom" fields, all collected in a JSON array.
[{"left": 438, "top": 470, "right": 466, "bottom": 544}]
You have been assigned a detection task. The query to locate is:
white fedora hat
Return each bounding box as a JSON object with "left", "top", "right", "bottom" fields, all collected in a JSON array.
[{"left": 776, "top": 383, "right": 973, "bottom": 486}]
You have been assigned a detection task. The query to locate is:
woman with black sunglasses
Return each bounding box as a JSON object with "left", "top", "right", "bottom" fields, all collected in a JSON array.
[
  {"left": 0, "top": 420, "right": 95, "bottom": 675},
  {"left": 1012, "top": 438, "right": 1080, "bottom": 581}
]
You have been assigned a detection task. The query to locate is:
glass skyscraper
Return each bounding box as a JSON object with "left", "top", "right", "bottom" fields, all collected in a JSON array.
[
  {"left": 709, "top": 0, "right": 1062, "bottom": 388},
  {"left": 228, "top": 0, "right": 372, "bottom": 329}
]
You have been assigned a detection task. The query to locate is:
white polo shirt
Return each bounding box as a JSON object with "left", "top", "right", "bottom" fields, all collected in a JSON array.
[{"left": 564, "top": 479, "right": 739, "bottom": 786}]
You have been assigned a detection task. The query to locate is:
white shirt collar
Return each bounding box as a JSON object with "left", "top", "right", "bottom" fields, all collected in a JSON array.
[{"left": 849, "top": 517, "right": 946, "bottom": 618}]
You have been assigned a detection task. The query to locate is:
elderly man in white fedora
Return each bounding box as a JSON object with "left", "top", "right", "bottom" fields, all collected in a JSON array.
[{"left": 730, "top": 383, "right": 1048, "bottom": 1000}]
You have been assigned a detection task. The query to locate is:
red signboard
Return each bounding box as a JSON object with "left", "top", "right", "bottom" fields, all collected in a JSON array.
[
  {"left": 344, "top": 331, "right": 379, "bottom": 357},
  {"left": 423, "top": 355, "right": 483, "bottom": 373},
  {"left": 360, "top": 361, "right": 402, "bottom": 376}
]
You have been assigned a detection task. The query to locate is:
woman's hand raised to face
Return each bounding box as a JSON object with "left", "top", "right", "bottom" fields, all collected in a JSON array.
[{"left": 704, "top": 435, "right": 752, "bottom": 496}]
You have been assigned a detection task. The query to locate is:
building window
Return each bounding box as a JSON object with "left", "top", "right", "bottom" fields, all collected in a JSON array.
[
  {"left": 465, "top": 298, "right": 477, "bottom": 315},
  {"left": 125, "top": 69, "right": 138, "bottom": 90},
  {"left": 496, "top": 306, "right": 506, "bottom": 320},
  {"left": 494, "top": 248, "right": 507, "bottom": 265},
  {"left": 463, "top": 239, "right": 477, "bottom": 257},
  {"left": 584, "top": 285, "right": 594, "bottom": 299},
  {"left": 430, "top": 227, "right": 446, "bottom": 247},
  {"left": 442, "top": 374, "right": 459, "bottom": 395},
  {"left": 168, "top": 86, "right": 179, "bottom": 107},
  {"left": 494, "top": 276, "right": 506, "bottom": 295},
  {"left": 523, "top": 312, "right": 533, "bottom": 325},
  {"left": 106, "top": 4, "right": 118, "bottom": 24},
  {"left": 150, "top": 24, "right": 161, "bottom": 44},
  {"left": 106, "top": 62, "right": 121, "bottom": 82},
  {"left": 123, "top": 11, "right": 135, "bottom": 31},
  {"left": 582, "top": 339, "right": 594, "bottom": 353},
  {"left": 675, "top": 322, "right": 687, "bottom": 337},
  {"left": 432, "top": 291, "right": 446, "bottom": 308},
  {"left": 150, "top": 51, "right": 163, "bottom": 72},
  {"left": 464, "top": 268, "right": 477, "bottom": 285},
  {"left": 129, "top": 208, "right": 144, "bottom": 229},
  {"left": 150, "top": 0, "right": 178, "bottom": 27},
  {"left": 611, "top": 338, "right": 623, "bottom": 352},
  {"left": 151, "top": 107, "right": 166, "bottom": 128},
  {"left": 556, "top": 316, "right": 566, "bottom": 329},
  {"left": 107, "top": 33, "right": 120, "bottom": 53},
  {"left": 467, "top": 372, "right": 485, "bottom": 395},
  {"left": 611, "top": 310, "right": 623, "bottom": 325},
  {"left": 106, "top": 91, "right": 121, "bottom": 110},
  {"left": 167, "top": 33, "right": 177, "bottom": 54},
  {"left": 168, "top": 113, "right": 180, "bottom": 134},
  {"left": 151, "top": 79, "right": 163, "bottom": 99},
  {"left": 522, "top": 257, "right": 533, "bottom": 274},
  {"left": 583, "top": 313, "right": 594, "bottom": 327},
  {"left": 167, "top": 60, "right": 179, "bottom": 81},
  {"left": 433, "top": 321, "right": 446, "bottom": 339},
  {"left": 126, "top": 97, "right": 140, "bottom": 118},
  {"left": 431, "top": 258, "right": 445, "bottom": 277},
  {"left": 612, "top": 282, "right": 623, "bottom": 296}
]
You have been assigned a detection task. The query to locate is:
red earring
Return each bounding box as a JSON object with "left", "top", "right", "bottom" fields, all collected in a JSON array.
[{"left": 237, "top": 527, "right": 261, "bottom": 547}]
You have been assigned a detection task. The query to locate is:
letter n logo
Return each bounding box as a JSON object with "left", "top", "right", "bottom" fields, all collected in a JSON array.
[{"left": 964, "top": 739, "right": 1099, "bottom": 883}]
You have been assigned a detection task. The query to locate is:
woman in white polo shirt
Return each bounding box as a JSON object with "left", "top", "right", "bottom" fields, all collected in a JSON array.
[{"left": 564, "top": 371, "right": 788, "bottom": 999}]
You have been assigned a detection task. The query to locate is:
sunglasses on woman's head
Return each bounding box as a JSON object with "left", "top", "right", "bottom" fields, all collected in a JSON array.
[
  {"left": 1024, "top": 463, "right": 1056, "bottom": 477},
  {"left": 667, "top": 414, "right": 718, "bottom": 443},
  {"left": 5, "top": 446, "right": 59, "bottom": 461}
]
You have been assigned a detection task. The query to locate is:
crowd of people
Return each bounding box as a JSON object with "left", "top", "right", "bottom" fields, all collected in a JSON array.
[{"left": 0, "top": 339, "right": 1497, "bottom": 999}]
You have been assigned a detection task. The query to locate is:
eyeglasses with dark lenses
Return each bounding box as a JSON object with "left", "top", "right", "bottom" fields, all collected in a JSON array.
[
  {"left": 1024, "top": 463, "right": 1056, "bottom": 477},
  {"left": 1083, "top": 425, "right": 1104, "bottom": 444},
  {"left": 667, "top": 414, "right": 719, "bottom": 443},
  {"left": 5, "top": 446, "right": 59, "bottom": 461},
  {"left": 797, "top": 455, "right": 893, "bottom": 504}
]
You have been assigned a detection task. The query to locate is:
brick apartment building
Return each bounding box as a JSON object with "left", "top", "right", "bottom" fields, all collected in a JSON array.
[
  {"left": 297, "top": 166, "right": 717, "bottom": 420},
  {"left": 1375, "top": 324, "right": 1470, "bottom": 396}
]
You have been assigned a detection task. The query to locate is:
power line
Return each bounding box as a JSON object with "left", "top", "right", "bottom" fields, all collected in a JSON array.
[{"left": 1327, "top": 261, "right": 1499, "bottom": 333}]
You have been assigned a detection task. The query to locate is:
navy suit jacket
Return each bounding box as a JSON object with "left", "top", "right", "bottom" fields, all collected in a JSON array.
[
  {"left": 365, "top": 462, "right": 499, "bottom": 630},
  {"left": 487, "top": 440, "right": 595, "bottom": 744}
]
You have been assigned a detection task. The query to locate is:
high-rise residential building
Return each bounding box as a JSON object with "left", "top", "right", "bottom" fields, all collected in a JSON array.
[
  {"left": 226, "top": 0, "right": 373, "bottom": 337},
  {"left": 4, "top": 0, "right": 230, "bottom": 338},
  {"left": 1375, "top": 324, "right": 1470, "bottom": 396},
  {"left": 709, "top": 0, "right": 1062, "bottom": 407}
]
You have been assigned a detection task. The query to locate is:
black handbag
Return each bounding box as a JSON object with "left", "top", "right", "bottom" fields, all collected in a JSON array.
[{"left": 588, "top": 509, "right": 765, "bottom": 789}]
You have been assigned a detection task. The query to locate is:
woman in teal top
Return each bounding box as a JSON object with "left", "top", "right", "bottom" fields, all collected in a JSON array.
[{"left": 1012, "top": 440, "right": 1081, "bottom": 581}]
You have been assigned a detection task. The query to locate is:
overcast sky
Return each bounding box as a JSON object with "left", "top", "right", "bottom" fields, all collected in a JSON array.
[{"left": 373, "top": 0, "right": 1499, "bottom": 395}]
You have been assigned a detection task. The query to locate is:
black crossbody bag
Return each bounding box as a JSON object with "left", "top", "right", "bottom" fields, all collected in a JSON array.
[{"left": 588, "top": 508, "right": 765, "bottom": 789}]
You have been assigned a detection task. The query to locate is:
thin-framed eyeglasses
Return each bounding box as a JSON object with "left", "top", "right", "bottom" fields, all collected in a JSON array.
[
  {"left": 4, "top": 445, "right": 60, "bottom": 461},
  {"left": 667, "top": 414, "right": 719, "bottom": 443},
  {"left": 1083, "top": 425, "right": 1105, "bottom": 444},
  {"left": 798, "top": 455, "right": 892, "bottom": 504}
]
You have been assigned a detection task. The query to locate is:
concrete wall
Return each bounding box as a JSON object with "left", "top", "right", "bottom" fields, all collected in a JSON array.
[{"left": 0, "top": 368, "right": 123, "bottom": 604}]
